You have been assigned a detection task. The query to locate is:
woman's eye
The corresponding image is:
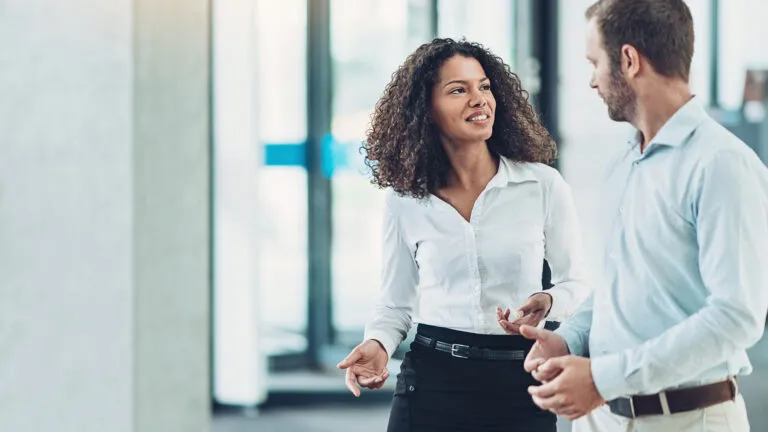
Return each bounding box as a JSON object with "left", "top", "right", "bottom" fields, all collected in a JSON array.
[
  {"left": 449, "top": 88, "right": 465, "bottom": 94},
  {"left": 481, "top": 84, "right": 491, "bottom": 91}
]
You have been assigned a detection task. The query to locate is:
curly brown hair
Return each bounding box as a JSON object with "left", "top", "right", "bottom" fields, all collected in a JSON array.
[{"left": 363, "top": 38, "right": 556, "bottom": 199}]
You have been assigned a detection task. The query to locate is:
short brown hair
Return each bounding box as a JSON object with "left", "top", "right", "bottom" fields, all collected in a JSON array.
[{"left": 586, "top": 0, "right": 694, "bottom": 81}]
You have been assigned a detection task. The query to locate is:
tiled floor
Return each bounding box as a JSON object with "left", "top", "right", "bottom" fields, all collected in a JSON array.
[{"left": 215, "top": 334, "right": 768, "bottom": 431}]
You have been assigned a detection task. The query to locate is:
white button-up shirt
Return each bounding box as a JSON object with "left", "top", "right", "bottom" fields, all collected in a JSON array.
[{"left": 364, "top": 157, "right": 591, "bottom": 356}]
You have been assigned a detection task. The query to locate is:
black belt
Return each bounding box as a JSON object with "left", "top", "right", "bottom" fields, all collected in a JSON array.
[
  {"left": 414, "top": 334, "right": 526, "bottom": 361},
  {"left": 608, "top": 377, "right": 739, "bottom": 419}
]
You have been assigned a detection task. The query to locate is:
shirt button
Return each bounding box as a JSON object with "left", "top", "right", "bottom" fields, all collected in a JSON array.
[{"left": 619, "top": 206, "right": 625, "bottom": 213}]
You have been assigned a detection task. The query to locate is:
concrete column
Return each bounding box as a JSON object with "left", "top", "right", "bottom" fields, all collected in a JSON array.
[{"left": 0, "top": 0, "right": 211, "bottom": 430}]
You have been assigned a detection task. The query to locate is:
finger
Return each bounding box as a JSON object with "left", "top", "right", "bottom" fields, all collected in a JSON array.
[
  {"left": 337, "top": 349, "right": 362, "bottom": 369},
  {"left": 516, "top": 300, "right": 534, "bottom": 316},
  {"left": 499, "top": 319, "right": 521, "bottom": 335},
  {"left": 358, "top": 364, "right": 389, "bottom": 385},
  {"left": 345, "top": 368, "right": 361, "bottom": 397},
  {"left": 505, "top": 308, "right": 513, "bottom": 320},
  {"left": 358, "top": 375, "right": 379, "bottom": 387},
  {"left": 519, "top": 325, "right": 552, "bottom": 342},
  {"left": 532, "top": 366, "right": 561, "bottom": 382},
  {"left": 373, "top": 373, "right": 389, "bottom": 390},
  {"left": 510, "top": 311, "right": 544, "bottom": 326},
  {"left": 496, "top": 306, "right": 504, "bottom": 321},
  {"left": 531, "top": 394, "right": 567, "bottom": 411},
  {"left": 524, "top": 354, "right": 546, "bottom": 373},
  {"left": 539, "top": 356, "right": 568, "bottom": 373},
  {"left": 528, "top": 381, "right": 559, "bottom": 399}
]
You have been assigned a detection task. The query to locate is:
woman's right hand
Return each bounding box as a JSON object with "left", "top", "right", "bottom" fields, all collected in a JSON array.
[{"left": 337, "top": 339, "right": 390, "bottom": 397}]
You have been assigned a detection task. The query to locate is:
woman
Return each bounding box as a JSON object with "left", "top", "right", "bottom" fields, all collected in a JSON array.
[{"left": 337, "top": 38, "right": 590, "bottom": 431}]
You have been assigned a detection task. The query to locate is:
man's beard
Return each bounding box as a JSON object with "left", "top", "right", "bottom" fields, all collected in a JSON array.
[{"left": 605, "top": 69, "right": 636, "bottom": 122}]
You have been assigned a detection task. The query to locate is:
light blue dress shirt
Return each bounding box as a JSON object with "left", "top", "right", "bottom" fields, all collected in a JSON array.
[{"left": 557, "top": 98, "right": 768, "bottom": 401}]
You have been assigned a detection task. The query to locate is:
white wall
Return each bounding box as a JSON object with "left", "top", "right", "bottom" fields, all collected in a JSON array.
[{"left": 0, "top": 0, "right": 210, "bottom": 430}]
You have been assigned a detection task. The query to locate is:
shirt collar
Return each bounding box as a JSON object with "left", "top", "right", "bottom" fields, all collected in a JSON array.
[
  {"left": 649, "top": 96, "right": 707, "bottom": 147},
  {"left": 427, "top": 157, "right": 538, "bottom": 208},
  {"left": 495, "top": 156, "right": 539, "bottom": 186},
  {"left": 625, "top": 96, "right": 707, "bottom": 150}
]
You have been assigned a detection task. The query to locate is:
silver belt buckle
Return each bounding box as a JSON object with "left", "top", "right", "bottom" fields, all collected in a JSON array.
[
  {"left": 450, "top": 343, "right": 470, "bottom": 359},
  {"left": 629, "top": 396, "right": 636, "bottom": 418}
]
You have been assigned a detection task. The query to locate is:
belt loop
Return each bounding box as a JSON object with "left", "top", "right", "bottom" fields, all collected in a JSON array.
[
  {"left": 729, "top": 376, "right": 739, "bottom": 400},
  {"left": 428, "top": 337, "right": 437, "bottom": 349},
  {"left": 658, "top": 391, "right": 671, "bottom": 415}
]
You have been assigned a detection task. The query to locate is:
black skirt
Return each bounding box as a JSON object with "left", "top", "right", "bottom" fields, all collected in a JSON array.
[{"left": 387, "top": 324, "right": 556, "bottom": 432}]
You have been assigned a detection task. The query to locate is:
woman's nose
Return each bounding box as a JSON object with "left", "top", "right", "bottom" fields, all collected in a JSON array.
[{"left": 469, "top": 89, "right": 488, "bottom": 107}]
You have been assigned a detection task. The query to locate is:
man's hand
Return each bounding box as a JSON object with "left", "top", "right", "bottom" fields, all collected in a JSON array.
[
  {"left": 528, "top": 355, "right": 605, "bottom": 420},
  {"left": 519, "top": 324, "right": 570, "bottom": 382},
  {"left": 497, "top": 293, "right": 552, "bottom": 335},
  {"left": 337, "top": 339, "right": 390, "bottom": 397}
]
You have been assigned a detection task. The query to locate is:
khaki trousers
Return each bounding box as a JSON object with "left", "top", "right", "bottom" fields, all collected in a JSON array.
[{"left": 572, "top": 395, "right": 749, "bottom": 432}]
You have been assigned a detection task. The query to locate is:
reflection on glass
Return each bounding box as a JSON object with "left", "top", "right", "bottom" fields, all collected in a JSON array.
[
  {"left": 718, "top": 0, "right": 768, "bottom": 109},
  {"left": 437, "top": 0, "right": 515, "bottom": 69},
  {"left": 330, "top": 0, "right": 432, "bottom": 335},
  {"left": 256, "top": 0, "right": 309, "bottom": 355}
]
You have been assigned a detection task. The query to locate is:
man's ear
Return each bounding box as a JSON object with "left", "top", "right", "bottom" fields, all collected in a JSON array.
[{"left": 621, "top": 44, "right": 642, "bottom": 79}]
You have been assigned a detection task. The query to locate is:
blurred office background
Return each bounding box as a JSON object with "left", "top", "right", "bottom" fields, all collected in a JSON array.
[{"left": 2, "top": 0, "right": 768, "bottom": 431}]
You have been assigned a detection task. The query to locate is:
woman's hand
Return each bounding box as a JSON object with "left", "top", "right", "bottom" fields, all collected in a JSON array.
[
  {"left": 497, "top": 293, "right": 553, "bottom": 335},
  {"left": 337, "top": 339, "right": 390, "bottom": 397}
]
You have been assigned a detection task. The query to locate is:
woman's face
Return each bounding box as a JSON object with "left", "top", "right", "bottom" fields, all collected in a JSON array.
[{"left": 431, "top": 55, "right": 496, "bottom": 146}]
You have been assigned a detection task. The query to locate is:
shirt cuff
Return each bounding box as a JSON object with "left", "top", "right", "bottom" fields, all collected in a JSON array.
[
  {"left": 363, "top": 328, "right": 401, "bottom": 359},
  {"left": 554, "top": 325, "right": 586, "bottom": 357},
  {"left": 591, "top": 352, "right": 632, "bottom": 401}
]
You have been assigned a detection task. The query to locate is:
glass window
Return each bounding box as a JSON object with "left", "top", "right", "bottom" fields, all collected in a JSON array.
[
  {"left": 329, "top": 0, "right": 432, "bottom": 339},
  {"left": 255, "top": 0, "right": 309, "bottom": 355},
  {"left": 718, "top": 0, "right": 768, "bottom": 109},
  {"left": 437, "top": 0, "right": 516, "bottom": 69}
]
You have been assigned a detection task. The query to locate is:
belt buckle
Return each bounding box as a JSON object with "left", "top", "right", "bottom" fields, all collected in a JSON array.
[
  {"left": 450, "top": 343, "right": 470, "bottom": 359},
  {"left": 611, "top": 396, "right": 636, "bottom": 419}
]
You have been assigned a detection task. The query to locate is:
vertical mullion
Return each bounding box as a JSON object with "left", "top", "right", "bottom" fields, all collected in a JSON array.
[
  {"left": 306, "top": 0, "right": 334, "bottom": 368},
  {"left": 709, "top": 0, "right": 720, "bottom": 108}
]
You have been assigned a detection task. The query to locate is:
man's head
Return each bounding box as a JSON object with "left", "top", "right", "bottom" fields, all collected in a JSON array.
[{"left": 585, "top": 0, "right": 694, "bottom": 122}]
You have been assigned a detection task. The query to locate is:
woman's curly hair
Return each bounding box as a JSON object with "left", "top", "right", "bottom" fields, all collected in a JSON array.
[{"left": 363, "top": 38, "right": 556, "bottom": 199}]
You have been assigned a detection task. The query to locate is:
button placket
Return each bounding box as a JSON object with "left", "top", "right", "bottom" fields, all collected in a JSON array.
[
  {"left": 465, "top": 221, "right": 484, "bottom": 326},
  {"left": 608, "top": 159, "right": 637, "bottom": 266}
]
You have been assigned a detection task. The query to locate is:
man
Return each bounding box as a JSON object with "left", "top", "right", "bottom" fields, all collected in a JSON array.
[{"left": 505, "top": 0, "right": 768, "bottom": 430}]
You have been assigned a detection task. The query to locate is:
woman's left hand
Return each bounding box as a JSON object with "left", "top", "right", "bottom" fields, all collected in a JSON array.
[{"left": 497, "top": 293, "right": 552, "bottom": 335}]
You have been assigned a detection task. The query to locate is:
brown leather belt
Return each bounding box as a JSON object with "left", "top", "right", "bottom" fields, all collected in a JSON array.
[{"left": 608, "top": 377, "right": 739, "bottom": 419}]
